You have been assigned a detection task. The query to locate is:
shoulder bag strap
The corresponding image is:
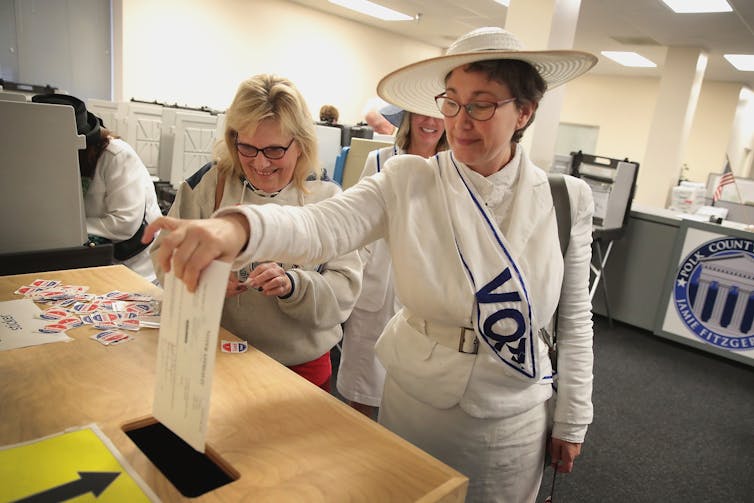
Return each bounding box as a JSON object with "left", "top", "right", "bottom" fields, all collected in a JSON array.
[
  {"left": 214, "top": 170, "right": 227, "bottom": 212},
  {"left": 545, "top": 173, "right": 572, "bottom": 372},
  {"left": 548, "top": 173, "right": 571, "bottom": 256}
]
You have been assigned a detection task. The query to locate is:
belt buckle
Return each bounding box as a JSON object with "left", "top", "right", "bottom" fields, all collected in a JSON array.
[{"left": 458, "top": 328, "right": 479, "bottom": 354}]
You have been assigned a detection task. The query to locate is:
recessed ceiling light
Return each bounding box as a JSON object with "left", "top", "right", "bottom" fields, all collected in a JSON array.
[
  {"left": 328, "top": 0, "right": 413, "bottom": 21},
  {"left": 601, "top": 51, "right": 657, "bottom": 67},
  {"left": 724, "top": 54, "right": 754, "bottom": 71},
  {"left": 493, "top": 0, "right": 511, "bottom": 6},
  {"left": 660, "top": 0, "right": 732, "bottom": 13}
]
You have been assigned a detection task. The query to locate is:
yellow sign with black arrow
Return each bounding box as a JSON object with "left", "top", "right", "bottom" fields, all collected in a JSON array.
[{"left": 0, "top": 425, "right": 156, "bottom": 502}]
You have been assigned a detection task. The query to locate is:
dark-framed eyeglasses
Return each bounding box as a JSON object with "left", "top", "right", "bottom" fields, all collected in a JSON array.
[
  {"left": 235, "top": 138, "right": 295, "bottom": 160},
  {"left": 434, "top": 94, "right": 517, "bottom": 121}
]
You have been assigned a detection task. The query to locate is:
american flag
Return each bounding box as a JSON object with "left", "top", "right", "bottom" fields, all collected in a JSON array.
[{"left": 712, "top": 160, "right": 735, "bottom": 203}]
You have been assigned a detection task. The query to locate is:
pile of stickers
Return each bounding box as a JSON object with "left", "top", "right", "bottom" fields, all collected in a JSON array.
[{"left": 14, "top": 278, "right": 160, "bottom": 347}]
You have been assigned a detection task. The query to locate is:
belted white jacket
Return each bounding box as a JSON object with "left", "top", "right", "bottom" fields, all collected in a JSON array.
[{"left": 220, "top": 148, "right": 595, "bottom": 442}]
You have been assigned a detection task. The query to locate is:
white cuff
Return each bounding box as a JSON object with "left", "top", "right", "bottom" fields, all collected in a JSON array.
[
  {"left": 552, "top": 422, "right": 588, "bottom": 444},
  {"left": 212, "top": 205, "right": 259, "bottom": 271}
]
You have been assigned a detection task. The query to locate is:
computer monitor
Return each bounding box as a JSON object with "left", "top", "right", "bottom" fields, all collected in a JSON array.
[{"left": 0, "top": 100, "right": 87, "bottom": 253}]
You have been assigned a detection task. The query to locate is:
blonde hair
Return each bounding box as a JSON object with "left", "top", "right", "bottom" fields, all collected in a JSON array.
[
  {"left": 215, "top": 74, "right": 320, "bottom": 191},
  {"left": 394, "top": 112, "right": 448, "bottom": 154}
]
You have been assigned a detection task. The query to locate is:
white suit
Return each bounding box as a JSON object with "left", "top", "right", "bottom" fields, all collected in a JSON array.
[{"left": 219, "top": 147, "right": 594, "bottom": 501}]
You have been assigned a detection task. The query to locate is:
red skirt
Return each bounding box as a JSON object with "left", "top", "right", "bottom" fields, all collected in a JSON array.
[{"left": 288, "top": 351, "right": 331, "bottom": 392}]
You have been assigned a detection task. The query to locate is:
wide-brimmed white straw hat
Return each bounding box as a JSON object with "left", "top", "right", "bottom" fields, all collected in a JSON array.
[{"left": 377, "top": 27, "right": 597, "bottom": 118}]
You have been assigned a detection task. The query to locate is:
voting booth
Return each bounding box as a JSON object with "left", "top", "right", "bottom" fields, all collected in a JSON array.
[
  {"left": 87, "top": 98, "right": 128, "bottom": 135},
  {"left": 0, "top": 99, "right": 115, "bottom": 273},
  {"left": 565, "top": 152, "right": 640, "bottom": 323},
  {"left": 337, "top": 138, "right": 393, "bottom": 189},
  {"left": 315, "top": 124, "right": 343, "bottom": 178},
  {"left": 161, "top": 109, "right": 220, "bottom": 187},
  {"left": 571, "top": 152, "right": 639, "bottom": 232},
  {"left": 0, "top": 99, "right": 88, "bottom": 254},
  {"left": 124, "top": 101, "right": 165, "bottom": 177}
]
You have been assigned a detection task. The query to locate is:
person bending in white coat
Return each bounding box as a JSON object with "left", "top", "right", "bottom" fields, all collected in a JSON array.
[
  {"left": 144, "top": 27, "right": 597, "bottom": 502},
  {"left": 338, "top": 105, "right": 447, "bottom": 418},
  {"left": 32, "top": 93, "right": 161, "bottom": 282}
]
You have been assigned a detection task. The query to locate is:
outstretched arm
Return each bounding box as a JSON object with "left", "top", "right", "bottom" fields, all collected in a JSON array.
[{"left": 142, "top": 214, "right": 250, "bottom": 292}]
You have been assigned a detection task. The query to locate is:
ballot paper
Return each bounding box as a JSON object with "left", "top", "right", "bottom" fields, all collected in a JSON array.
[
  {"left": 0, "top": 299, "right": 73, "bottom": 351},
  {"left": 152, "top": 260, "right": 232, "bottom": 452}
]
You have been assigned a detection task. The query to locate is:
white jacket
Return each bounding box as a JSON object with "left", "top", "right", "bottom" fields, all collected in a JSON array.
[
  {"left": 219, "top": 148, "right": 594, "bottom": 442},
  {"left": 353, "top": 145, "right": 401, "bottom": 312},
  {"left": 84, "top": 138, "right": 162, "bottom": 281}
]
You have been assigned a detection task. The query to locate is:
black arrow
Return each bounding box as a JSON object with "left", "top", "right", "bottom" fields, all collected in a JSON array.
[{"left": 13, "top": 471, "right": 120, "bottom": 502}]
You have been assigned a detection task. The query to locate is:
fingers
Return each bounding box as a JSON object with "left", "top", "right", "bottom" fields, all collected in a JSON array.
[
  {"left": 149, "top": 216, "right": 250, "bottom": 292},
  {"left": 226, "top": 276, "right": 248, "bottom": 298},
  {"left": 261, "top": 273, "right": 291, "bottom": 297},
  {"left": 143, "top": 216, "right": 178, "bottom": 244},
  {"left": 549, "top": 438, "right": 582, "bottom": 473},
  {"left": 248, "top": 263, "right": 291, "bottom": 297},
  {"left": 151, "top": 217, "right": 187, "bottom": 274}
]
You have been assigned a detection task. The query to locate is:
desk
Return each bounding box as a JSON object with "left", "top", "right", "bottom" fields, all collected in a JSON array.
[
  {"left": 591, "top": 206, "right": 754, "bottom": 367},
  {"left": 0, "top": 266, "right": 467, "bottom": 501}
]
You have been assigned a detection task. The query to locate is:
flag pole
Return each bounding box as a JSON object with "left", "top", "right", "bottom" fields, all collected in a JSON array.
[{"left": 727, "top": 154, "right": 745, "bottom": 204}]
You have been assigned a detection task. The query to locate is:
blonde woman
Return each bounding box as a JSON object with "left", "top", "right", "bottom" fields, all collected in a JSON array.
[{"left": 151, "top": 74, "right": 362, "bottom": 390}]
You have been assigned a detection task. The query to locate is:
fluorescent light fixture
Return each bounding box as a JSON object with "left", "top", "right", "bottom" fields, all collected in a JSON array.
[
  {"left": 328, "top": 0, "right": 413, "bottom": 21},
  {"left": 660, "top": 0, "right": 732, "bottom": 13},
  {"left": 601, "top": 51, "right": 657, "bottom": 67},
  {"left": 493, "top": 0, "right": 511, "bottom": 6},
  {"left": 724, "top": 54, "right": 754, "bottom": 71}
]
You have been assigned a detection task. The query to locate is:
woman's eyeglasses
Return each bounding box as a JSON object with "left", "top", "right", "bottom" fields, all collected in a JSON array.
[
  {"left": 434, "top": 94, "right": 517, "bottom": 121},
  {"left": 235, "top": 138, "right": 295, "bottom": 160}
]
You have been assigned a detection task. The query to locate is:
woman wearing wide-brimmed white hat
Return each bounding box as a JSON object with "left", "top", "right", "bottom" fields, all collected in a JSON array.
[{"left": 146, "top": 27, "right": 598, "bottom": 502}]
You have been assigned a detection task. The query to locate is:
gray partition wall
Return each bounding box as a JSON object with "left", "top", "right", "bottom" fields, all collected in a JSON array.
[
  {"left": 0, "top": 0, "right": 111, "bottom": 100},
  {"left": 0, "top": 100, "right": 87, "bottom": 253}
]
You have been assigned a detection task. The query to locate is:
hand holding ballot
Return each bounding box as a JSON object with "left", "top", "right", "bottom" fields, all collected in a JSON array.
[{"left": 143, "top": 215, "right": 250, "bottom": 292}]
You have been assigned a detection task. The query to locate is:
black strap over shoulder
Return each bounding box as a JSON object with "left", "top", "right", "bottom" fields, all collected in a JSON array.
[
  {"left": 544, "top": 174, "right": 573, "bottom": 372},
  {"left": 112, "top": 211, "right": 149, "bottom": 261},
  {"left": 548, "top": 173, "right": 571, "bottom": 258}
]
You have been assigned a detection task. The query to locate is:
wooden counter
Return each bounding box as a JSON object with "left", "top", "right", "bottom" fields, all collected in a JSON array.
[{"left": 0, "top": 265, "right": 467, "bottom": 502}]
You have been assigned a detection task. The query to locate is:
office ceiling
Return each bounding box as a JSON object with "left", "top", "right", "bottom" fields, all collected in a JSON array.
[{"left": 290, "top": 0, "right": 754, "bottom": 90}]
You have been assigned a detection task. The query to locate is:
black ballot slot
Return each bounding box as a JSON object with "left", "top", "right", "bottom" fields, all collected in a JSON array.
[{"left": 123, "top": 417, "right": 238, "bottom": 497}]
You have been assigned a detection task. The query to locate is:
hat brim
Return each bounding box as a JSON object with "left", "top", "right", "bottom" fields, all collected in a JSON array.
[
  {"left": 379, "top": 104, "right": 405, "bottom": 128},
  {"left": 377, "top": 50, "right": 597, "bottom": 119}
]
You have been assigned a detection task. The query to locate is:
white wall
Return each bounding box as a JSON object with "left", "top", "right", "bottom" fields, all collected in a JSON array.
[
  {"left": 1, "top": 0, "right": 111, "bottom": 99},
  {"left": 560, "top": 74, "right": 659, "bottom": 178},
  {"left": 114, "top": 0, "right": 750, "bottom": 206},
  {"left": 116, "top": 0, "right": 440, "bottom": 124},
  {"left": 683, "top": 80, "right": 742, "bottom": 183},
  {"left": 560, "top": 73, "right": 745, "bottom": 206},
  {"left": 727, "top": 87, "right": 754, "bottom": 178}
]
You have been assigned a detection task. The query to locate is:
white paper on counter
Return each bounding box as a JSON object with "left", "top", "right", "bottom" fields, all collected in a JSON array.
[
  {"left": 0, "top": 299, "right": 72, "bottom": 351},
  {"left": 152, "top": 260, "right": 232, "bottom": 452}
]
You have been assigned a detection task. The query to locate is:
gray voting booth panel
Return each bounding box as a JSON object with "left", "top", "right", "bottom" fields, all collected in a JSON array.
[
  {"left": 574, "top": 153, "right": 639, "bottom": 232},
  {"left": 0, "top": 100, "right": 87, "bottom": 253}
]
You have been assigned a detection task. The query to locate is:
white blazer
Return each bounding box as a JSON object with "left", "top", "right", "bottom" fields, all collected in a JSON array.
[{"left": 221, "top": 148, "right": 594, "bottom": 441}]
